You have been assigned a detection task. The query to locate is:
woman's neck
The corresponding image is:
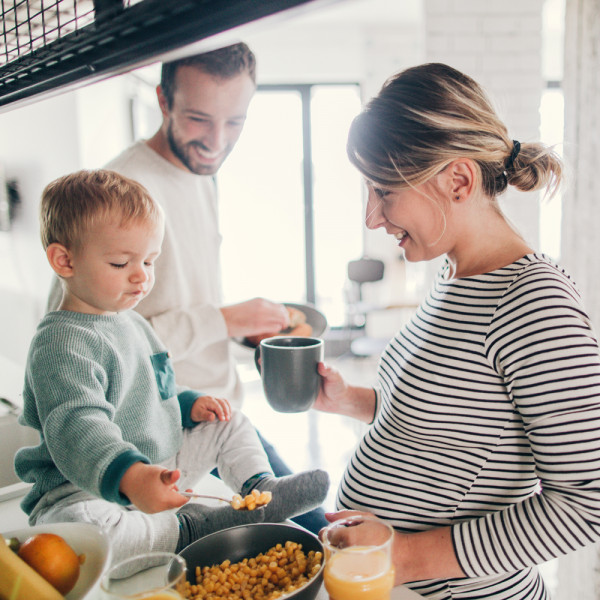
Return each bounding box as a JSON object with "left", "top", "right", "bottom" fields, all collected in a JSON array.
[{"left": 445, "top": 210, "right": 534, "bottom": 279}]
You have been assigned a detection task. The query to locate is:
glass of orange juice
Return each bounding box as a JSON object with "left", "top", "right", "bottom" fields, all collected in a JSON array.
[
  {"left": 322, "top": 515, "right": 395, "bottom": 600},
  {"left": 100, "top": 551, "right": 187, "bottom": 599}
]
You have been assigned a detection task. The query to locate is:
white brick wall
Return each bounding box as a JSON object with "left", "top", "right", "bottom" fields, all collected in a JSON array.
[
  {"left": 363, "top": 24, "right": 425, "bottom": 98},
  {"left": 424, "top": 0, "right": 545, "bottom": 252},
  {"left": 556, "top": 1, "right": 600, "bottom": 593}
]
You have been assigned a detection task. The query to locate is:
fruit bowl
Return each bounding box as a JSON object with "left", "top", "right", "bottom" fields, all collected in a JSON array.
[{"left": 3, "top": 522, "right": 111, "bottom": 599}]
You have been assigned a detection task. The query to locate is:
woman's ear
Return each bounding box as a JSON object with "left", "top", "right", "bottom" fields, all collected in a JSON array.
[
  {"left": 446, "top": 159, "right": 476, "bottom": 202},
  {"left": 46, "top": 243, "right": 74, "bottom": 278}
]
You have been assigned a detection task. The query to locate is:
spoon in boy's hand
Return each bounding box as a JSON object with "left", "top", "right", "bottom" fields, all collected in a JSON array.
[{"left": 180, "top": 489, "right": 272, "bottom": 510}]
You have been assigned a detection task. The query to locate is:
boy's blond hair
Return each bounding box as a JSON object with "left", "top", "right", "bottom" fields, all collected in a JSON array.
[{"left": 40, "top": 169, "right": 164, "bottom": 250}]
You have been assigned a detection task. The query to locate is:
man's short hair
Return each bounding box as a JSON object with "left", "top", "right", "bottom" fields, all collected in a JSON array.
[
  {"left": 40, "top": 169, "right": 163, "bottom": 250},
  {"left": 160, "top": 42, "right": 256, "bottom": 108}
]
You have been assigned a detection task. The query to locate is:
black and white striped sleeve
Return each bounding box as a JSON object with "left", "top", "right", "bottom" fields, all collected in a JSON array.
[{"left": 452, "top": 262, "right": 600, "bottom": 576}]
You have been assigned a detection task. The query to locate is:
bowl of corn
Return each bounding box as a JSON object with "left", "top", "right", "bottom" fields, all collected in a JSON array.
[{"left": 178, "top": 522, "right": 324, "bottom": 600}]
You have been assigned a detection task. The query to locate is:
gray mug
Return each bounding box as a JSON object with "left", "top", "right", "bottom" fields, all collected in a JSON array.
[{"left": 255, "top": 336, "right": 324, "bottom": 413}]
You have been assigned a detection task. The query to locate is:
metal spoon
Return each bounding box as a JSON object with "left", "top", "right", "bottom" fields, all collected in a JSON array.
[{"left": 179, "top": 491, "right": 231, "bottom": 502}]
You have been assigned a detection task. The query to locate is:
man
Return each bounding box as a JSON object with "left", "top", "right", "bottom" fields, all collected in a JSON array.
[
  {"left": 49, "top": 43, "right": 327, "bottom": 532},
  {"left": 107, "top": 44, "right": 292, "bottom": 405}
]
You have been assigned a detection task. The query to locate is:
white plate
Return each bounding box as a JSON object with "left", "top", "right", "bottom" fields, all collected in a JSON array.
[
  {"left": 3, "top": 522, "right": 112, "bottom": 600},
  {"left": 238, "top": 302, "right": 328, "bottom": 349}
]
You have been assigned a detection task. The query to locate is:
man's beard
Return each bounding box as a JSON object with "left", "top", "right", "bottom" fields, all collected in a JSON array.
[{"left": 166, "top": 121, "right": 225, "bottom": 176}]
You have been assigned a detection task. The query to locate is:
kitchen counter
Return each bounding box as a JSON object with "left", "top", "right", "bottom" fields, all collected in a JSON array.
[
  {"left": 0, "top": 483, "right": 30, "bottom": 531},
  {"left": 0, "top": 480, "right": 424, "bottom": 600}
]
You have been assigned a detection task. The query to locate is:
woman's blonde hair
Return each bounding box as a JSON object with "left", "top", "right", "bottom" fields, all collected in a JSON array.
[
  {"left": 347, "top": 63, "right": 562, "bottom": 198},
  {"left": 40, "top": 169, "right": 163, "bottom": 250}
]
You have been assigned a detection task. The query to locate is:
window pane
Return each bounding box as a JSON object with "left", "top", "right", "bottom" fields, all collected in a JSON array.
[
  {"left": 219, "top": 85, "right": 364, "bottom": 328},
  {"left": 312, "top": 85, "right": 363, "bottom": 326},
  {"left": 219, "top": 91, "right": 306, "bottom": 304},
  {"left": 538, "top": 87, "right": 564, "bottom": 260}
]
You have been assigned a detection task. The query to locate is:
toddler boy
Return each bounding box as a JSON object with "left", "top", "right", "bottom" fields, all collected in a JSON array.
[{"left": 14, "top": 169, "right": 329, "bottom": 570}]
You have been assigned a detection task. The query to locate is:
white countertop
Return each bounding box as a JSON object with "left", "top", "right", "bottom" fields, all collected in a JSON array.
[
  {"left": 316, "top": 583, "right": 423, "bottom": 600},
  {"left": 0, "top": 483, "right": 30, "bottom": 530}
]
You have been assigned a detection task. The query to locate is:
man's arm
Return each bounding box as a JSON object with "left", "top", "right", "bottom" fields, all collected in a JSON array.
[{"left": 138, "top": 295, "right": 290, "bottom": 361}]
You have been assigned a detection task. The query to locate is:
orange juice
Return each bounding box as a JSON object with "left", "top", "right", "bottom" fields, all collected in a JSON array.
[{"left": 324, "top": 547, "right": 395, "bottom": 600}]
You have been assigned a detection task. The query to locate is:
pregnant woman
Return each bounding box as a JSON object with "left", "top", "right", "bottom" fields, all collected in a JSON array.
[{"left": 315, "top": 62, "right": 600, "bottom": 600}]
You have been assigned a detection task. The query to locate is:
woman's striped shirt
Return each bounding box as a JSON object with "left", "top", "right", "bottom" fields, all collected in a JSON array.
[{"left": 337, "top": 254, "right": 600, "bottom": 599}]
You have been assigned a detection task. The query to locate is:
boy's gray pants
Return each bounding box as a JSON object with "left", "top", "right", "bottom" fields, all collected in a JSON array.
[{"left": 29, "top": 411, "right": 271, "bottom": 568}]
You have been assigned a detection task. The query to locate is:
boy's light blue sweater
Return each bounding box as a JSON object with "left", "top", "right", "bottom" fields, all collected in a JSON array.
[{"left": 15, "top": 310, "right": 201, "bottom": 515}]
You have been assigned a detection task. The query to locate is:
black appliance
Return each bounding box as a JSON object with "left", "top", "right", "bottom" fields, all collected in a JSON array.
[{"left": 0, "top": 0, "right": 326, "bottom": 112}]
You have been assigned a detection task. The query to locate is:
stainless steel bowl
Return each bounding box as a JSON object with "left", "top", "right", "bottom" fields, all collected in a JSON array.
[{"left": 179, "top": 522, "right": 324, "bottom": 600}]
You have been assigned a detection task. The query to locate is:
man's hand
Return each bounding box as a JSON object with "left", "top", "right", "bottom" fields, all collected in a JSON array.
[
  {"left": 191, "top": 395, "right": 232, "bottom": 423},
  {"left": 220, "top": 298, "right": 289, "bottom": 338},
  {"left": 120, "top": 462, "right": 188, "bottom": 513}
]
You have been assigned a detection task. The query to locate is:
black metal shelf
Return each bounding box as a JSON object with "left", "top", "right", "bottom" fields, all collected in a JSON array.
[{"left": 0, "top": 0, "right": 318, "bottom": 111}]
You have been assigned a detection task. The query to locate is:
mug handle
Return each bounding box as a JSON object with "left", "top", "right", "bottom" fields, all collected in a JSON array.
[{"left": 254, "top": 345, "right": 261, "bottom": 374}]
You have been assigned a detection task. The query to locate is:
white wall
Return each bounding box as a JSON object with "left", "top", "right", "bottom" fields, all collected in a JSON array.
[
  {"left": 554, "top": 1, "right": 600, "bottom": 595},
  {"left": 560, "top": 0, "right": 600, "bottom": 326},
  {"left": 0, "top": 65, "right": 142, "bottom": 374},
  {"left": 0, "top": 92, "right": 81, "bottom": 370},
  {"left": 76, "top": 76, "right": 134, "bottom": 169}
]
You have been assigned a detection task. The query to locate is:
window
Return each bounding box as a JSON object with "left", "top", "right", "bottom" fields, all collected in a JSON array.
[
  {"left": 219, "top": 83, "right": 363, "bottom": 327},
  {"left": 539, "top": 0, "right": 565, "bottom": 260},
  {"left": 538, "top": 85, "right": 563, "bottom": 260}
]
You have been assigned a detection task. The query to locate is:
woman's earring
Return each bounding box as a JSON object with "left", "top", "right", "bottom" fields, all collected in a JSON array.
[{"left": 455, "top": 195, "right": 460, "bottom": 200}]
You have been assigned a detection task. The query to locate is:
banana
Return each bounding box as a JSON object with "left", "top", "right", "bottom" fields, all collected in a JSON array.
[{"left": 0, "top": 536, "right": 64, "bottom": 600}]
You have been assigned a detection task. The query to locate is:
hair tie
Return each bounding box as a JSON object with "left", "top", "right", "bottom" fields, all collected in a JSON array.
[
  {"left": 505, "top": 140, "right": 521, "bottom": 172},
  {"left": 501, "top": 140, "right": 521, "bottom": 188}
]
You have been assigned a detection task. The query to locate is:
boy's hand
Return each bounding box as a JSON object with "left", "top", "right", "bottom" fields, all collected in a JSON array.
[
  {"left": 120, "top": 462, "right": 189, "bottom": 513},
  {"left": 191, "top": 395, "right": 232, "bottom": 423}
]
